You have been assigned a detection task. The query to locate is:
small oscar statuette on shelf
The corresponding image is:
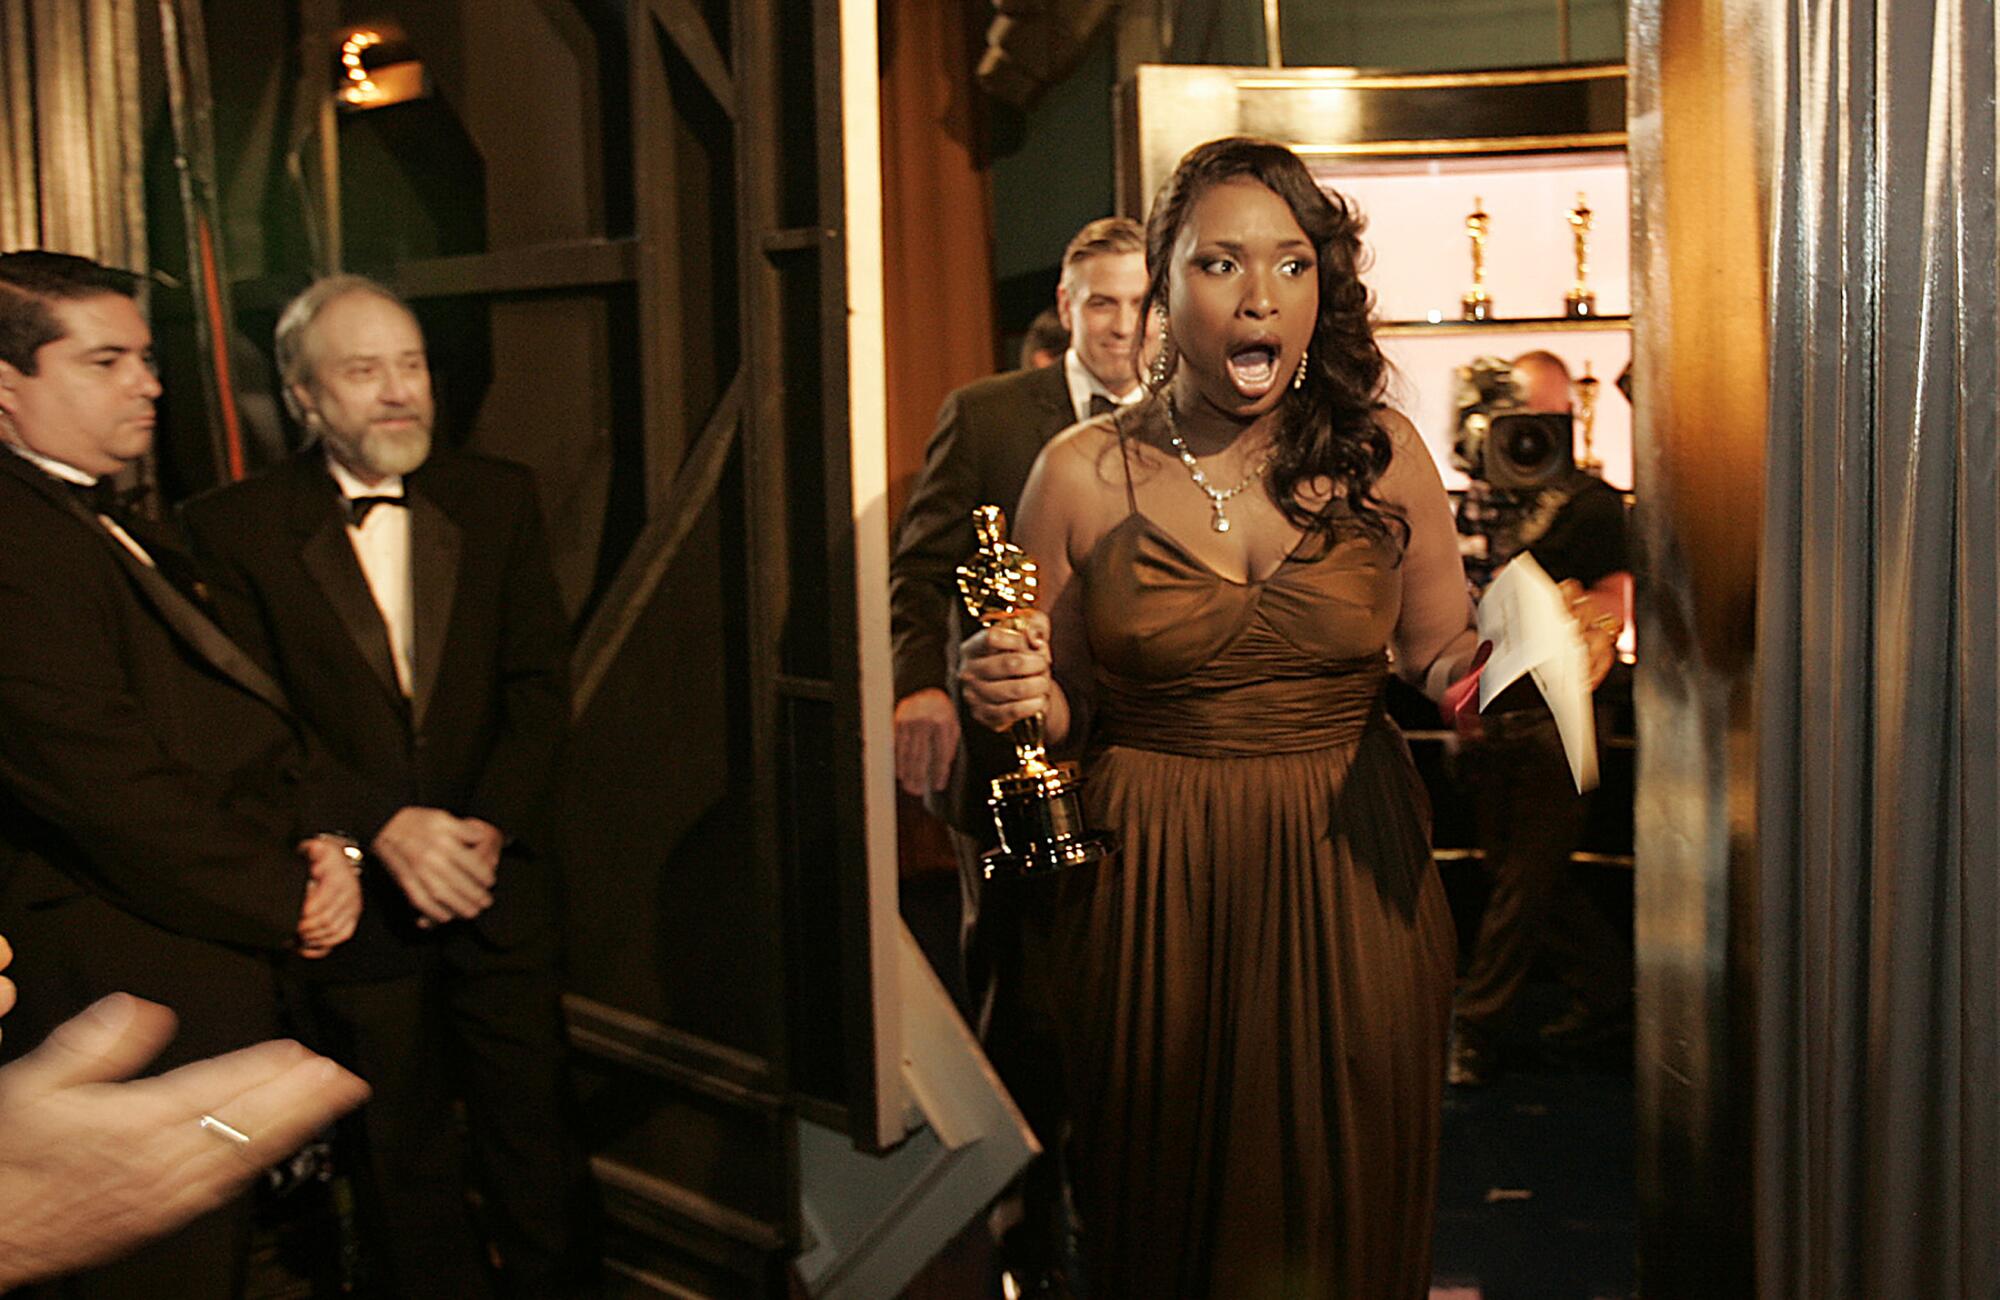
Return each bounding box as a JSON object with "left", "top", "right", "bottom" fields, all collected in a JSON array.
[
  {"left": 1575, "top": 360, "right": 1602, "bottom": 471},
  {"left": 956, "top": 505, "right": 1116, "bottom": 882},
  {"left": 1462, "top": 196, "right": 1493, "bottom": 321},
  {"left": 1565, "top": 192, "right": 1597, "bottom": 319}
]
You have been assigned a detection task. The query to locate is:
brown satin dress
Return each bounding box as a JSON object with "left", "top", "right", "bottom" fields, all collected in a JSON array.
[{"left": 1054, "top": 506, "right": 1459, "bottom": 1298}]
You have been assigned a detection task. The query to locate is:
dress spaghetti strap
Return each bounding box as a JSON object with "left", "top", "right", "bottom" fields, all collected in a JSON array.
[{"left": 1113, "top": 415, "right": 1140, "bottom": 517}]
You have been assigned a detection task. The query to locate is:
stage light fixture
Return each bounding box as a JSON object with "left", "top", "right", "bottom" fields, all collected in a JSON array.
[{"left": 334, "top": 22, "right": 427, "bottom": 110}]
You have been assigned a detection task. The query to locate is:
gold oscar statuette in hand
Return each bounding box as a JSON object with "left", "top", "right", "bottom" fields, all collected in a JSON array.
[
  {"left": 1462, "top": 196, "right": 1493, "bottom": 322},
  {"left": 955, "top": 505, "right": 1115, "bottom": 882},
  {"left": 1565, "top": 192, "right": 1597, "bottom": 319}
]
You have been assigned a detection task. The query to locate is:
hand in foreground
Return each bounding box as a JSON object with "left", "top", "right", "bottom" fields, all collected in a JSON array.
[
  {"left": 1558, "top": 580, "right": 1620, "bottom": 691},
  {"left": 0, "top": 993, "right": 369, "bottom": 1290},
  {"left": 893, "top": 688, "right": 960, "bottom": 798},
  {"left": 958, "top": 610, "right": 1053, "bottom": 735},
  {"left": 295, "top": 836, "right": 363, "bottom": 959},
  {"left": 371, "top": 807, "right": 498, "bottom": 925}
]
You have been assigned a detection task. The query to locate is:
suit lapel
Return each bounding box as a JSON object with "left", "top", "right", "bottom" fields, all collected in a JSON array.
[
  {"left": 1030, "top": 362, "right": 1076, "bottom": 441},
  {"left": 293, "top": 466, "right": 406, "bottom": 712},
  {"left": 406, "top": 486, "right": 459, "bottom": 732},
  {"left": 22, "top": 466, "right": 293, "bottom": 716}
]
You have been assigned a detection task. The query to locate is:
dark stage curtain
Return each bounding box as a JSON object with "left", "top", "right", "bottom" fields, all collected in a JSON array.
[
  {"left": 879, "top": 0, "right": 997, "bottom": 527},
  {"left": 1756, "top": 0, "right": 2000, "bottom": 1294},
  {"left": 880, "top": 0, "right": 997, "bottom": 882},
  {"left": 0, "top": 0, "right": 146, "bottom": 262}
]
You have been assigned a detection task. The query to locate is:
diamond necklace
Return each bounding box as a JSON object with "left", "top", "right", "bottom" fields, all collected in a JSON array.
[{"left": 1164, "top": 396, "right": 1276, "bottom": 534}]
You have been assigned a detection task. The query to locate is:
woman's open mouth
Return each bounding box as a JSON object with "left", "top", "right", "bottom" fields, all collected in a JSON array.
[{"left": 1225, "top": 341, "right": 1281, "bottom": 398}]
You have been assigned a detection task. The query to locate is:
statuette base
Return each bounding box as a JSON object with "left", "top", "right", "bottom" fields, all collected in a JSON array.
[{"left": 981, "top": 764, "right": 1116, "bottom": 882}]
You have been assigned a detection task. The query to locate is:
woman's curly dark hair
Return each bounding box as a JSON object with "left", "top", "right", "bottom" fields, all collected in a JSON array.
[{"left": 1141, "top": 137, "right": 1407, "bottom": 553}]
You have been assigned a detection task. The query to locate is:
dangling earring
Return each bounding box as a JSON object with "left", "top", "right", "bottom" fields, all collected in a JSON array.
[
  {"left": 1150, "top": 323, "right": 1174, "bottom": 390},
  {"left": 1293, "top": 348, "right": 1309, "bottom": 391}
]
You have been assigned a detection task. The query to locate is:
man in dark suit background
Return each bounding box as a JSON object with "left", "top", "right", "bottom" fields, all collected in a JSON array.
[
  {"left": 0, "top": 251, "right": 370, "bottom": 1296},
  {"left": 1449, "top": 350, "right": 1634, "bottom": 1088},
  {"left": 183, "top": 276, "right": 594, "bottom": 1298},
  {"left": 888, "top": 217, "right": 1147, "bottom": 1293}
]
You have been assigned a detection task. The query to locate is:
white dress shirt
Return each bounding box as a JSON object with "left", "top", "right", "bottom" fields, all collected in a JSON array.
[
  {"left": 327, "top": 453, "right": 415, "bottom": 697},
  {"left": 1063, "top": 348, "right": 1145, "bottom": 425}
]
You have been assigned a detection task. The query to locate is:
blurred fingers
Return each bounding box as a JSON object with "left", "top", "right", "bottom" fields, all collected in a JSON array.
[
  {"left": 967, "top": 612, "right": 1050, "bottom": 658},
  {"left": 425, "top": 862, "right": 492, "bottom": 919},
  {"left": 893, "top": 719, "right": 927, "bottom": 797},
  {"left": 959, "top": 652, "right": 1050, "bottom": 688},
  {"left": 163, "top": 1043, "right": 369, "bottom": 1193},
  {"left": 439, "top": 840, "right": 498, "bottom": 890},
  {"left": 401, "top": 881, "right": 454, "bottom": 926},
  {"left": 970, "top": 697, "right": 1046, "bottom": 732},
  {"left": 1, "top": 994, "right": 176, "bottom": 1097},
  {"left": 924, "top": 723, "right": 957, "bottom": 793}
]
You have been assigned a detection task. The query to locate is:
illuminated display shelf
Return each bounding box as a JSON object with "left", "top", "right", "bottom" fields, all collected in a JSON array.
[{"left": 1327, "top": 148, "right": 1634, "bottom": 491}]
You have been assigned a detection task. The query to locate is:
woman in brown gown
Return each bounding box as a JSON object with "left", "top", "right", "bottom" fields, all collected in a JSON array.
[{"left": 961, "top": 138, "right": 1509, "bottom": 1297}]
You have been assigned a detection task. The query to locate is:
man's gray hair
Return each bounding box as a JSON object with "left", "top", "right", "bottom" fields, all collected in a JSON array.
[{"left": 274, "top": 274, "right": 415, "bottom": 421}]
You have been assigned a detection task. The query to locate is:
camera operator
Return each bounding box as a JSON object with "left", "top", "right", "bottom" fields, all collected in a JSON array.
[{"left": 1449, "top": 350, "right": 1634, "bottom": 1087}]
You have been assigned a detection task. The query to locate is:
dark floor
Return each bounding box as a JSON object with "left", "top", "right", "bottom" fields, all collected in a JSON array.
[
  {"left": 1432, "top": 1049, "right": 1635, "bottom": 1300},
  {"left": 900, "top": 868, "right": 1637, "bottom": 1300}
]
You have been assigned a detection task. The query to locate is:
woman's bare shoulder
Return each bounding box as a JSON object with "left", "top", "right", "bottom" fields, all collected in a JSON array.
[
  {"left": 1019, "top": 417, "right": 1142, "bottom": 561},
  {"left": 1372, "top": 407, "right": 1447, "bottom": 493},
  {"left": 1375, "top": 406, "right": 1425, "bottom": 454},
  {"left": 1032, "top": 417, "right": 1135, "bottom": 498}
]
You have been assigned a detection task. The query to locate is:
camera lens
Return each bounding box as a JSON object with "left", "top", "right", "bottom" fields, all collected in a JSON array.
[
  {"left": 1484, "top": 413, "right": 1573, "bottom": 488},
  {"left": 1500, "top": 424, "right": 1552, "bottom": 467}
]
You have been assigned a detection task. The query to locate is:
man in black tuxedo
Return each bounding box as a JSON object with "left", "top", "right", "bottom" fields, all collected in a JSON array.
[
  {"left": 888, "top": 217, "right": 1147, "bottom": 1292},
  {"left": 0, "top": 251, "right": 372, "bottom": 1296},
  {"left": 183, "top": 277, "right": 593, "bottom": 1298}
]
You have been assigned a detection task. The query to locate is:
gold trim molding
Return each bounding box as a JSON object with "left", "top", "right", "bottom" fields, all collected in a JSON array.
[
  {"left": 1298, "top": 131, "right": 1629, "bottom": 160},
  {"left": 1236, "top": 63, "right": 1626, "bottom": 92},
  {"left": 1119, "top": 62, "right": 1629, "bottom": 216}
]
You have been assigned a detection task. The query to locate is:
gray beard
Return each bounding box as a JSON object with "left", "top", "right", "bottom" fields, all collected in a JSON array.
[{"left": 326, "top": 424, "right": 430, "bottom": 478}]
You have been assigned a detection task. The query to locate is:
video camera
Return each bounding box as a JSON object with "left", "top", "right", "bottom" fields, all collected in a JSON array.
[{"left": 1452, "top": 356, "right": 1577, "bottom": 491}]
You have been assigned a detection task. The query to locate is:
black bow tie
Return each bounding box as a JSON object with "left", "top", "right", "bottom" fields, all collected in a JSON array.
[
  {"left": 66, "top": 477, "right": 144, "bottom": 523},
  {"left": 1088, "top": 393, "right": 1117, "bottom": 419},
  {"left": 344, "top": 494, "right": 406, "bottom": 527}
]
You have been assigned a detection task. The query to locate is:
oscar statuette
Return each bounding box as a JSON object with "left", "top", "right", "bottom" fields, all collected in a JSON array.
[
  {"left": 956, "top": 505, "right": 1116, "bottom": 882},
  {"left": 1575, "top": 360, "right": 1602, "bottom": 471},
  {"left": 1565, "top": 192, "right": 1597, "bottom": 319},
  {"left": 1462, "top": 196, "right": 1493, "bottom": 321}
]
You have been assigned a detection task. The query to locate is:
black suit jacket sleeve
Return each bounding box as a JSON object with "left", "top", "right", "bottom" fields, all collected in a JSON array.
[
  {"left": 890, "top": 387, "right": 983, "bottom": 702},
  {"left": 463, "top": 475, "right": 571, "bottom": 854},
  {"left": 187, "top": 517, "right": 406, "bottom": 845},
  {"left": 1528, "top": 477, "right": 1631, "bottom": 589},
  {"left": 0, "top": 533, "right": 307, "bottom": 951}
]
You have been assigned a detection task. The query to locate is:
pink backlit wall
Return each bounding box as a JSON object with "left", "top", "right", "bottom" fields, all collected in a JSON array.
[{"left": 1318, "top": 151, "right": 1634, "bottom": 491}]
